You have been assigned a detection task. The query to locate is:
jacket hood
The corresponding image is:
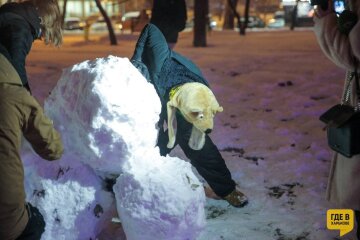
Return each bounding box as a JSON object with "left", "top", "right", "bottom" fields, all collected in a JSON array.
[
  {"left": 0, "top": 53, "right": 23, "bottom": 86},
  {"left": 0, "top": 1, "right": 41, "bottom": 40}
]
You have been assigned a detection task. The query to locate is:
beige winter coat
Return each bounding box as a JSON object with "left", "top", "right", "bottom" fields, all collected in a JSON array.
[
  {"left": 0, "top": 54, "right": 64, "bottom": 239},
  {"left": 314, "top": 0, "right": 360, "bottom": 210}
]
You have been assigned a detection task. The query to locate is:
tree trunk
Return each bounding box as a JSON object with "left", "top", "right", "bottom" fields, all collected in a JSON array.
[
  {"left": 227, "top": 0, "right": 241, "bottom": 35},
  {"left": 62, "top": 0, "right": 68, "bottom": 26},
  {"left": 240, "top": 0, "right": 250, "bottom": 35},
  {"left": 223, "top": 0, "right": 237, "bottom": 29},
  {"left": 94, "top": 0, "right": 117, "bottom": 45},
  {"left": 290, "top": 0, "right": 299, "bottom": 31},
  {"left": 193, "top": 0, "right": 208, "bottom": 47}
]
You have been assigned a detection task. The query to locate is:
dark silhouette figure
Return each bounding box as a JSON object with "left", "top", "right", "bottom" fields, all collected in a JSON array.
[{"left": 150, "top": 0, "right": 187, "bottom": 48}]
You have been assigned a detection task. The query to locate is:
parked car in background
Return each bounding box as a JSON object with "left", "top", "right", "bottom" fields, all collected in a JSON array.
[
  {"left": 64, "top": 17, "right": 85, "bottom": 30},
  {"left": 267, "top": 18, "right": 285, "bottom": 28},
  {"left": 111, "top": 15, "right": 123, "bottom": 31},
  {"left": 87, "top": 15, "right": 123, "bottom": 32},
  {"left": 267, "top": 11, "right": 285, "bottom": 28},
  {"left": 121, "top": 10, "right": 150, "bottom": 32},
  {"left": 185, "top": 15, "right": 218, "bottom": 30},
  {"left": 240, "top": 16, "right": 265, "bottom": 28}
]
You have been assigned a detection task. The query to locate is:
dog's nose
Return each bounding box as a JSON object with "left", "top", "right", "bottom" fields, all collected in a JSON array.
[{"left": 205, "top": 129, "right": 212, "bottom": 134}]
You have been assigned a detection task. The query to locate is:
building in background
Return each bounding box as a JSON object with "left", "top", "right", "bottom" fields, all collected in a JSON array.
[{"left": 67, "top": 0, "right": 153, "bottom": 19}]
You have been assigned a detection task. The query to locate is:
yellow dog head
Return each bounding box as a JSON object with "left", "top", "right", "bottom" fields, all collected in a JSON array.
[{"left": 166, "top": 82, "right": 223, "bottom": 150}]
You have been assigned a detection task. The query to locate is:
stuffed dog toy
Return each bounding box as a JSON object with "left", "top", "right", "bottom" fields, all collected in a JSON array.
[{"left": 166, "top": 82, "right": 223, "bottom": 150}]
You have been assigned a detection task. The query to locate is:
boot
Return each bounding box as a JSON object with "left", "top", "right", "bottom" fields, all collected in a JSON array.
[{"left": 223, "top": 188, "right": 248, "bottom": 208}]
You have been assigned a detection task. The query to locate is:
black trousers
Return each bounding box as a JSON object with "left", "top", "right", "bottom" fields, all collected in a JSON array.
[
  {"left": 356, "top": 210, "right": 360, "bottom": 240},
  {"left": 158, "top": 112, "right": 236, "bottom": 197},
  {"left": 16, "top": 203, "right": 45, "bottom": 240}
]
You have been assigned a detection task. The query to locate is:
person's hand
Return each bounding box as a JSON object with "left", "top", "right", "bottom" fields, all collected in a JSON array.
[
  {"left": 314, "top": 0, "right": 334, "bottom": 18},
  {"left": 156, "top": 128, "right": 172, "bottom": 156}
]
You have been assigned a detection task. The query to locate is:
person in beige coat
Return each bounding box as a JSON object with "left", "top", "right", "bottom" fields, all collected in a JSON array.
[
  {"left": 313, "top": 0, "right": 360, "bottom": 238},
  {"left": 0, "top": 53, "right": 63, "bottom": 239}
]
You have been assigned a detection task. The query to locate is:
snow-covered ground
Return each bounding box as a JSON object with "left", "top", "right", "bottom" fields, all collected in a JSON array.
[{"left": 25, "top": 29, "right": 354, "bottom": 240}]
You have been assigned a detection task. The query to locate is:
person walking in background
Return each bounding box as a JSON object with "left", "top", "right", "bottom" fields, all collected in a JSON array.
[
  {"left": 0, "top": 0, "right": 64, "bottom": 239},
  {"left": 150, "top": 0, "right": 187, "bottom": 49},
  {"left": 313, "top": 0, "right": 360, "bottom": 239},
  {"left": 131, "top": 23, "right": 249, "bottom": 208}
]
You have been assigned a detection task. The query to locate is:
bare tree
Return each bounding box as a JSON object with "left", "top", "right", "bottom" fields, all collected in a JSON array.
[
  {"left": 193, "top": 0, "right": 208, "bottom": 47},
  {"left": 227, "top": 0, "right": 242, "bottom": 35},
  {"left": 94, "top": 0, "right": 117, "bottom": 45},
  {"left": 62, "top": 0, "right": 68, "bottom": 26},
  {"left": 223, "top": 0, "right": 237, "bottom": 29},
  {"left": 240, "top": 0, "right": 250, "bottom": 35},
  {"left": 290, "top": 0, "right": 299, "bottom": 31}
]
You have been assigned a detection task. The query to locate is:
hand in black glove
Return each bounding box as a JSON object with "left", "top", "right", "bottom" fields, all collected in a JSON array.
[
  {"left": 156, "top": 128, "right": 174, "bottom": 156},
  {"left": 17, "top": 203, "right": 45, "bottom": 240}
]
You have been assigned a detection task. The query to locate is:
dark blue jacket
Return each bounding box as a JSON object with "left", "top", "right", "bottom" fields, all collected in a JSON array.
[
  {"left": 131, "top": 23, "right": 209, "bottom": 105},
  {"left": 0, "top": 1, "right": 41, "bottom": 91}
]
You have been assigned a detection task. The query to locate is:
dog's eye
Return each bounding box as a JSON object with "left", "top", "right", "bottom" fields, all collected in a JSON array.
[
  {"left": 191, "top": 112, "right": 198, "bottom": 118},
  {"left": 191, "top": 112, "right": 204, "bottom": 120}
]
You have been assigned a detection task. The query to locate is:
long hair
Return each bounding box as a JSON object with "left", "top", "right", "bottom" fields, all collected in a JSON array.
[{"left": 30, "top": 0, "right": 63, "bottom": 46}]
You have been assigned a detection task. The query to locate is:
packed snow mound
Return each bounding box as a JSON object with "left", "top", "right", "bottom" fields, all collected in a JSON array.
[
  {"left": 23, "top": 155, "right": 115, "bottom": 240},
  {"left": 44, "top": 56, "right": 161, "bottom": 175},
  {"left": 114, "top": 149, "right": 206, "bottom": 240},
  {"left": 22, "top": 55, "right": 206, "bottom": 240}
]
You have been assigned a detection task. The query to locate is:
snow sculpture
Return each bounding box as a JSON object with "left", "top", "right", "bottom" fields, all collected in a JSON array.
[
  {"left": 44, "top": 56, "right": 161, "bottom": 175},
  {"left": 23, "top": 56, "right": 206, "bottom": 239}
]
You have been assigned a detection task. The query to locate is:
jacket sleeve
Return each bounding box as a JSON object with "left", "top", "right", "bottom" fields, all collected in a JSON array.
[
  {"left": 23, "top": 96, "right": 64, "bottom": 160},
  {"left": 313, "top": 12, "right": 359, "bottom": 71}
]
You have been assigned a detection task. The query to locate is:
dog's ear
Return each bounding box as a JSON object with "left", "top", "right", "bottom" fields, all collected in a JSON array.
[
  {"left": 166, "top": 101, "right": 177, "bottom": 149},
  {"left": 188, "top": 126, "right": 206, "bottom": 150},
  {"left": 215, "top": 106, "right": 223, "bottom": 113},
  {"left": 210, "top": 95, "right": 224, "bottom": 114},
  {"left": 211, "top": 104, "right": 223, "bottom": 114}
]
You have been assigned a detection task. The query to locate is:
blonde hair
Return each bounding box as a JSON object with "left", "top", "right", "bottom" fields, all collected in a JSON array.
[{"left": 30, "top": 0, "right": 63, "bottom": 46}]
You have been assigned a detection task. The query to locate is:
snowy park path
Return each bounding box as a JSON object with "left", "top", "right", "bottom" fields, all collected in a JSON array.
[{"left": 27, "top": 29, "right": 353, "bottom": 240}]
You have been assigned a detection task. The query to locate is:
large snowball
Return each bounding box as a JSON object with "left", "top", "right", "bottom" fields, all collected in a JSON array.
[
  {"left": 23, "top": 153, "right": 115, "bottom": 240},
  {"left": 114, "top": 149, "right": 206, "bottom": 240},
  {"left": 44, "top": 56, "right": 161, "bottom": 175}
]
